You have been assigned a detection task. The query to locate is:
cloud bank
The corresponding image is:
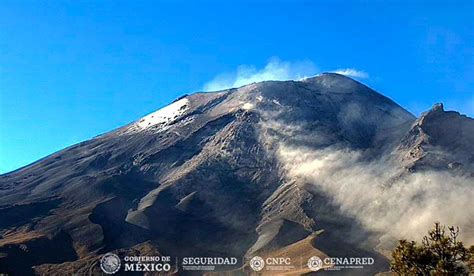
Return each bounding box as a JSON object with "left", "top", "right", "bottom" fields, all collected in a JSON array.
[
  {"left": 332, "top": 68, "right": 369, "bottom": 78},
  {"left": 203, "top": 58, "right": 318, "bottom": 91}
]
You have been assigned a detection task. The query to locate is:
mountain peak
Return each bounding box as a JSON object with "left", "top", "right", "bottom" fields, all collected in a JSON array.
[
  {"left": 3, "top": 72, "right": 472, "bottom": 275},
  {"left": 420, "top": 102, "right": 444, "bottom": 118},
  {"left": 431, "top": 102, "right": 444, "bottom": 112},
  {"left": 400, "top": 102, "right": 474, "bottom": 173},
  {"left": 303, "top": 72, "right": 359, "bottom": 84},
  {"left": 417, "top": 102, "right": 470, "bottom": 128}
]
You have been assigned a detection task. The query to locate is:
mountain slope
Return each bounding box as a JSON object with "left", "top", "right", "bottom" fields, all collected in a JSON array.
[
  {"left": 1, "top": 73, "right": 472, "bottom": 275},
  {"left": 398, "top": 103, "right": 474, "bottom": 174}
]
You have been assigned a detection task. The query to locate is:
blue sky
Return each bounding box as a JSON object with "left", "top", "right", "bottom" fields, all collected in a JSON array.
[{"left": 0, "top": 0, "right": 473, "bottom": 173}]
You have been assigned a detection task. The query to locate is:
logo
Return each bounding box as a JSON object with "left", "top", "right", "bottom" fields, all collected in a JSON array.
[
  {"left": 123, "top": 256, "right": 172, "bottom": 272},
  {"left": 307, "top": 256, "right": 374, "bottom": 271},
  {"left": 181, "top": 257, "right": 238, "bottom": 271},
  {"left": 100, "top": 253, "right": 121, "bottom": 274},
  {"left": 307, "top": 256, "right": 323, "bottom": 271},
  {"left": 249, "top": 256, "right": 265, "bottom": 271}
]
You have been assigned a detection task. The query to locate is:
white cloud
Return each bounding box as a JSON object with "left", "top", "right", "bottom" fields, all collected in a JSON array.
[
  {"left": 203, "top": 57, "right": 318, "bottom": 91},
  {"left": 332, "top": 68, "right": 369, "bottom": 79}
]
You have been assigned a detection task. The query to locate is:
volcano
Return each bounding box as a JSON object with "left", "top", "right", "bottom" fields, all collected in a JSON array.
[{"left": 1, "top": 73, "right": 473, "bottom": 275}]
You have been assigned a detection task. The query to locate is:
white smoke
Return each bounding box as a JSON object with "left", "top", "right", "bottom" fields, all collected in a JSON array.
[
  {"left": 203, "top": 57, "right": 318, "bottom": 91},
  {"left": 332, "top": 68, "right": 369, "bottom": 79},
  {"left": 277, "top": 144, "right": 474, "bottom": 247},
  {"left": 203, "top": 58, "right": 371, "bottom": 92}
]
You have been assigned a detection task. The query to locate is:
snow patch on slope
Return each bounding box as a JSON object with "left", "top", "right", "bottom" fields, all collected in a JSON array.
[{"left": 129, "top": 98, "right": 190, "bottom": 132}]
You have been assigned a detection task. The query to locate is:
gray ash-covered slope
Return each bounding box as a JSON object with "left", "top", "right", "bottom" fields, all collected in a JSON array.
[
  {"left": 0, "top": 73, "right": 472, "bottom": 275},
  {"left": 398, "top": 103, "right": 474, "bottom": 175}
]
